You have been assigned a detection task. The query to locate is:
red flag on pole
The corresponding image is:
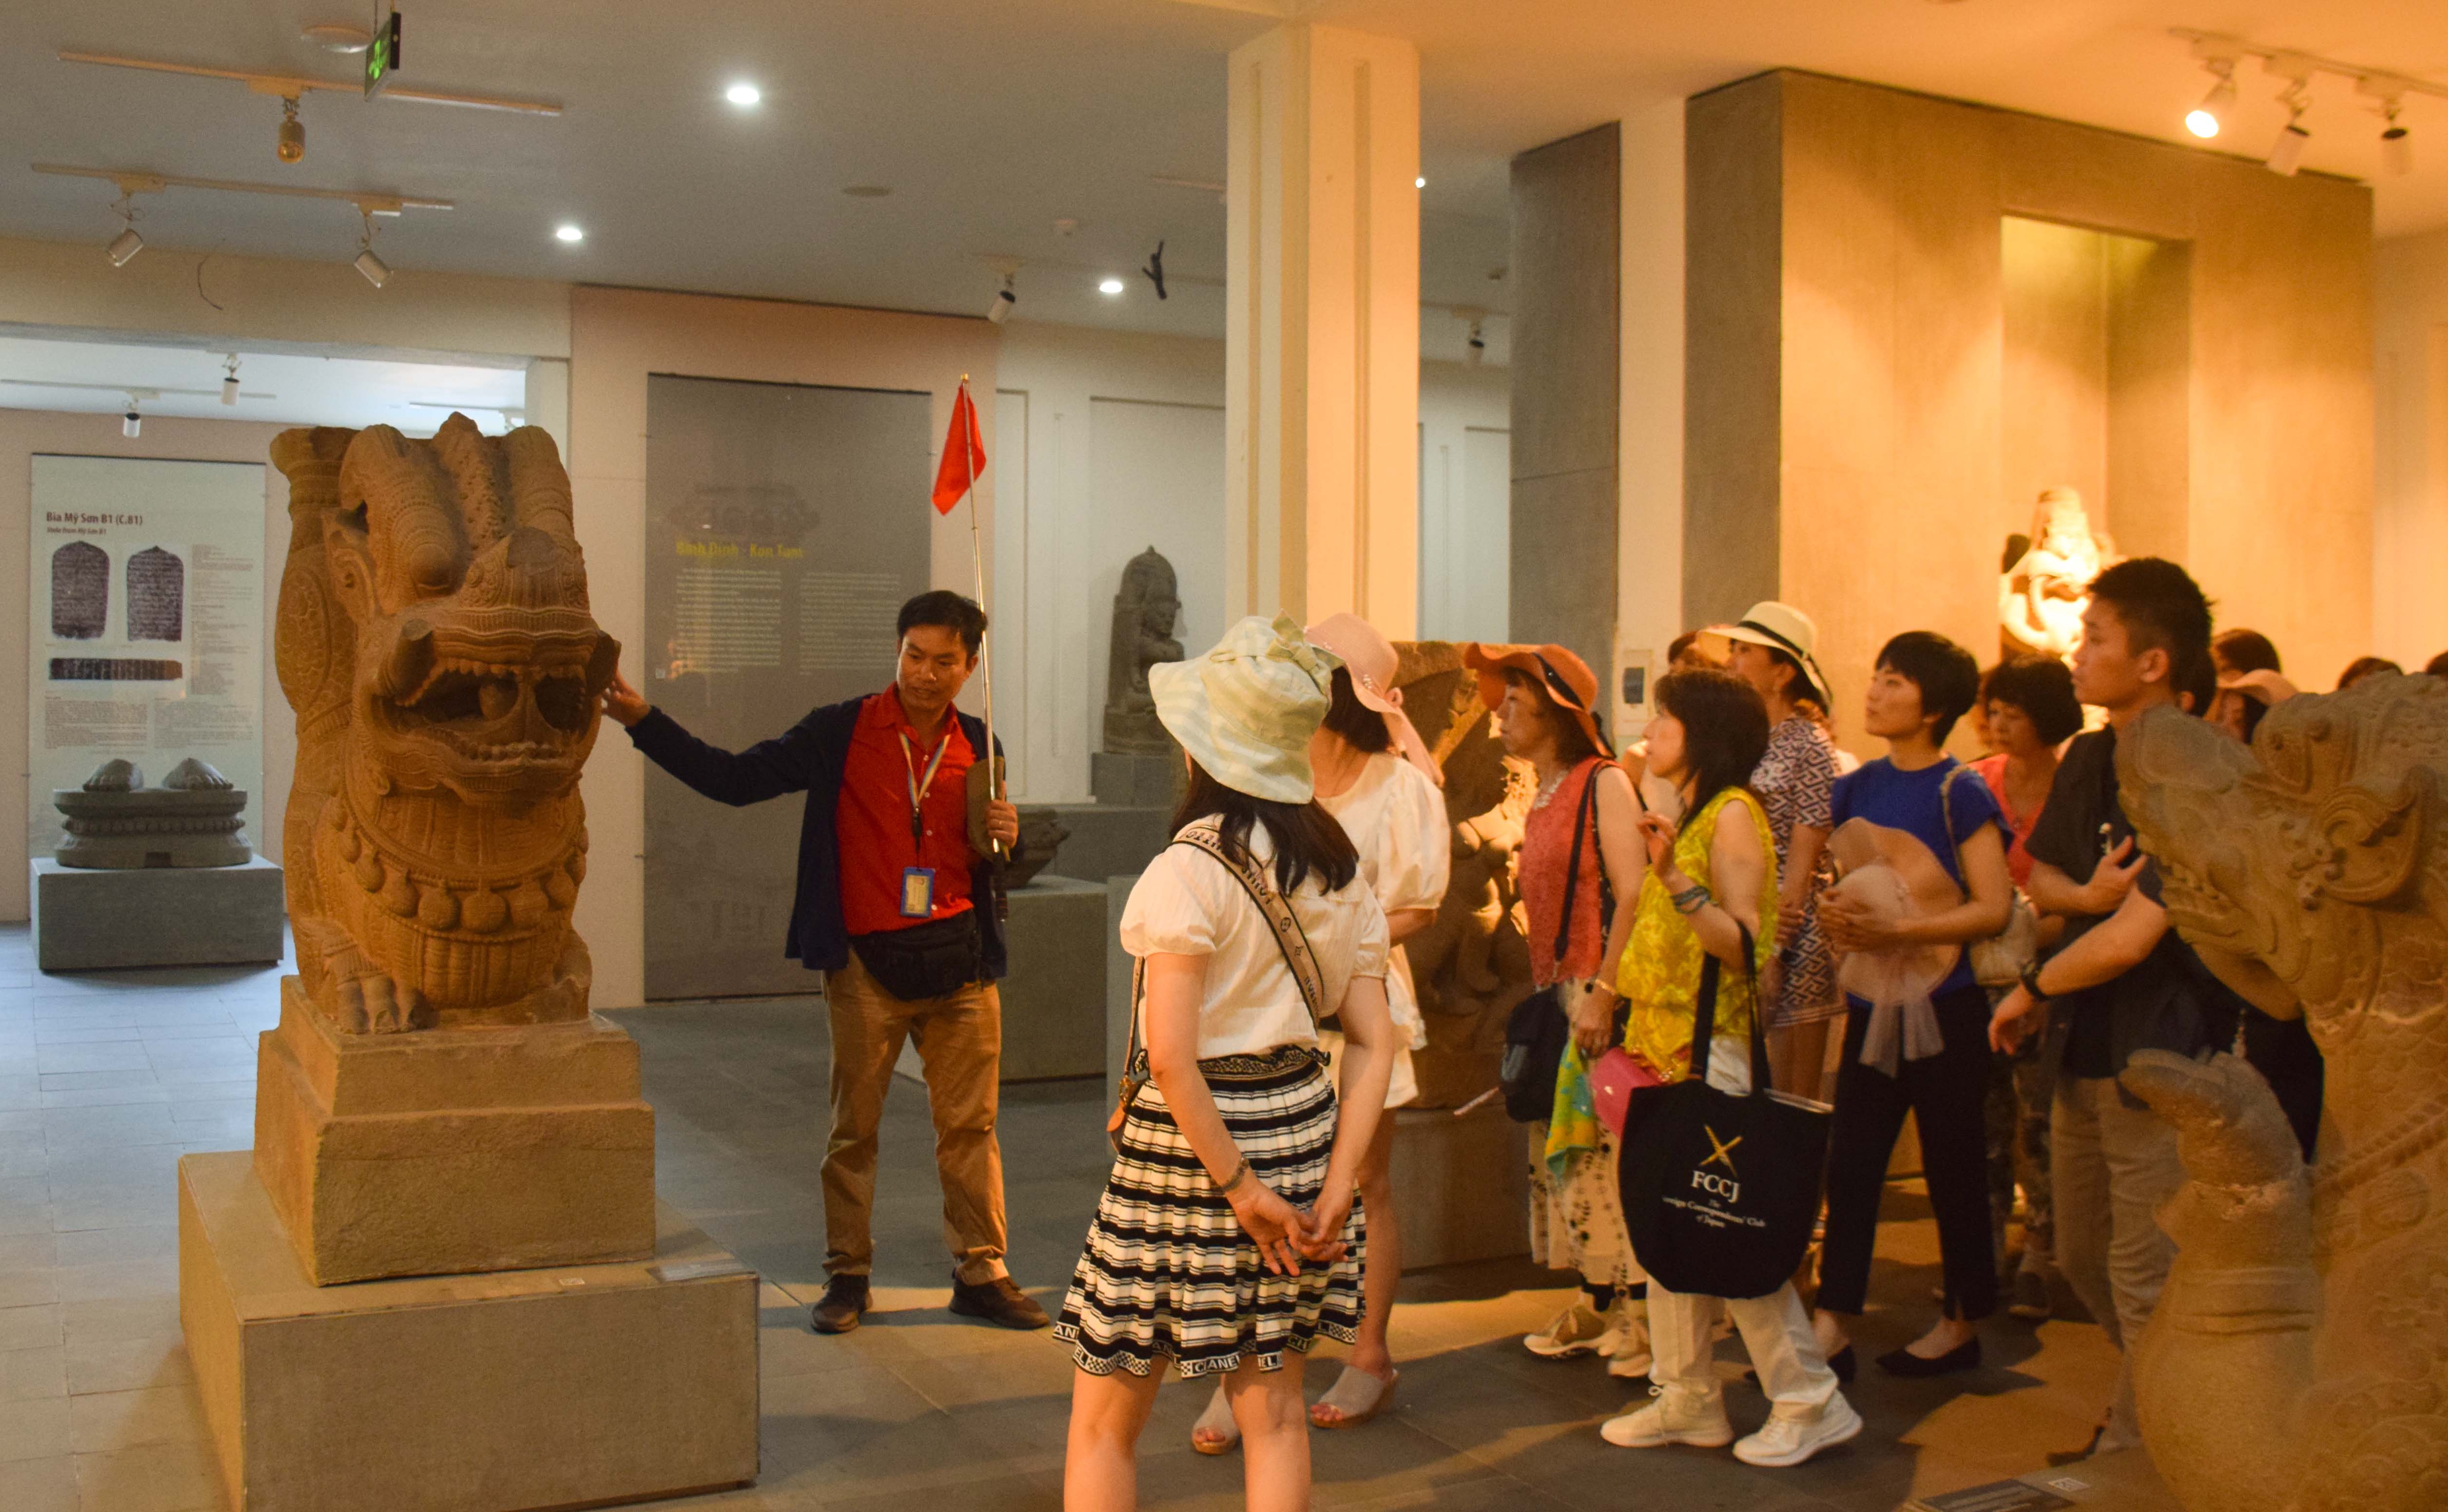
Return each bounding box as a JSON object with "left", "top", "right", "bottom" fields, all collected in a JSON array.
[{"left": 930, "top": 383, "right": 986, "bottom": 514}]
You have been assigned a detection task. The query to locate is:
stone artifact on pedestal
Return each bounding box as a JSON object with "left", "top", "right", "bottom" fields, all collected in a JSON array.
[
  {"left": 1999, "top": 486, "right": 2116, "bottom": 662},
  {"left": 181, "top": 415, "right": 755, "bottom": 1512},
  {"left": 1093, "top": 546, "right": 1187, "bottom": 807},
  {"left": 53, "top": 756, "right": 252, "bottom": 868},
  {"left": 1006, "top": 806, "right": 1071, "bottom": 887},
  {"left": 2113, "top": 675, "right": 2448, "bottom": 1512}
]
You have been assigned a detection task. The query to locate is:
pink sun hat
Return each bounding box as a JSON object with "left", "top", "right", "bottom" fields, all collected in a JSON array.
[{"left": 1304, "top": 612, "right": 1443, "bottom": 786}]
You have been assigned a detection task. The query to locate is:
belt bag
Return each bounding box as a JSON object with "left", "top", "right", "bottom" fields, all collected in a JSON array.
[
  {"left": 850, "top": 912, "right": 985, "bottom": 1002},
  {"left": 1109, "top": 824, "right": 1328, "bottom": 1155}
]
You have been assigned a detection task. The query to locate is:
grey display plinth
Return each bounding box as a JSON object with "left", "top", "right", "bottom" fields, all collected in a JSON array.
[
  {"left": 1044, "top": 802, "right": 1172, "bottom": 885},
  {"left": 1390, "top": 1102, "right": 1530, "bottom": 1269},
  {"left": 1091, "top": 751, "right": 1181, "bottom": 808},
  {"left": 32, "top": 856, "right": 285, "bottom": 971},
  {"left": 999, "top": 876, "right": 1110, "bottom": 1081}
]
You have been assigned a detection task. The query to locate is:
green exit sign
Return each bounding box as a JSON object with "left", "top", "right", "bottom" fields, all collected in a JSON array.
[{"left": 364, "top": 11, "right": 401, "bottom": 99}]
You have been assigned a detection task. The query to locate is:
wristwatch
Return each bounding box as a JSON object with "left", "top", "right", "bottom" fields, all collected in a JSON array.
[{"left": 2019, "top": 961, "right": 2049, "bottom": 1003}]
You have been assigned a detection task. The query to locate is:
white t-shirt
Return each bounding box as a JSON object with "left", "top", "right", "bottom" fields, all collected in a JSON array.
[
  {"left": 1316, "top": 752, "right": 1449, "bottom": 1051},
  {"left": 1121, "top": 819, "right": 1391, "bottom": 1060}
]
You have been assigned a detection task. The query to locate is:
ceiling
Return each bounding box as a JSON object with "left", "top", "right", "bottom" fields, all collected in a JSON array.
[
  {"left": 0, "top": 333, "right": 527, "bottom": 432},
  {"left": 0, "top": 1, "right": 2441, "bottom": 345}
]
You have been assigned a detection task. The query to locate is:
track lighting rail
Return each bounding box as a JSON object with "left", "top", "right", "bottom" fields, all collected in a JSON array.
[
  {"left": 56, "top": 50, "right": 562, "bottom": 116},
  {"left": 2169, "top": 29, "right": 2448, "bottom": 105},
  {"left": 32, "top": 163, "right": 452, "bottom": 215}
]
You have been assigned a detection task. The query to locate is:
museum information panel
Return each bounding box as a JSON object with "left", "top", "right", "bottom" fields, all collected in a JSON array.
[
  {"left": 25, "top": 455, "right": 267, "bottom": 859},
  {"left": 643, "top": 377, "right": 933, "bottom": 999}
]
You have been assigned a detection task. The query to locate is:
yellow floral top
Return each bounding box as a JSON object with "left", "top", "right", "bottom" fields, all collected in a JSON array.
[
  {"left": 1542, "top": 786, "right": 1778, "bottom": 1177},
  {"left": 1618, "top": 786, "right": 1779, "bottom": 1084}
]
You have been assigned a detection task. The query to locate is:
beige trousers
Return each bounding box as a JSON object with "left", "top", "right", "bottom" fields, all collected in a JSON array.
[{"left": 822, "top": 950, "right": 1008, "bottom": 1285}]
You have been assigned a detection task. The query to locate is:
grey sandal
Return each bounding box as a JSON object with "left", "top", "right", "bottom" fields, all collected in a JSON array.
[
  {"left": 1191, "top": 1383, "right": 1239, "bottom": 1455},
  {"left": 1308, "top": 1365, "right": 1399, "bottom": 1429}
]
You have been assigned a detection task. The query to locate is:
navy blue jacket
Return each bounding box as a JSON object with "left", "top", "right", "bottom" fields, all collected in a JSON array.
[{"left": 625, "top": 697, "right": 1011, "bottom": 979}]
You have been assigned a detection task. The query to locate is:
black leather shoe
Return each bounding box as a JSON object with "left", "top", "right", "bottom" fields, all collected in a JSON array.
[
  {"left": 1878, "top": 1338, "right": 1981, "bottom": 1377},
  {"left": 949, "top": 1274, "right": 1052, "bottom": 1330},
  {"left": 810, "top": 1274, "right": 871, "bottom": 1335}
]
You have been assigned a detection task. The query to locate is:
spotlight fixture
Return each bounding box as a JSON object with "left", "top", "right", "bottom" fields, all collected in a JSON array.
[
  {"left": 2383, "top": 99, "right": 2414, "bottom": 177},
  {"left": 1466, "top": 321, "right": 1486, "bottom": 368},
  {"left": 2264, "top": 62, "right": 2314, "bottom": 176},
  {"left": 2267, "top": 119, "right": 2310, "bottom": 175},
  {"left": 555, "top": 224, "right": 584, "bottom": 243},
  {"left": 302, "top": 23, "right": 372, "bottom": 54},
  {"left": 1415, "top": 175, "right": 1426, "bottom": 189},
  {"left": 220, "top": 356, "right": 241, "bottom": 407},
  {"left": 1142, "top": 240, "right": 1167, "bottom": 301},
  {"left": 2186, "top": 70, "right": 2236, "bottom": 138},
  {"left": 725, "top": 81, "right": 761, "bottom": 106},
  {"left": 987, "top": 271, "right": 1016, "bottom": 324},
  {"left": 1098, "top": 276, "right": 1125, "bottom": 296},
  {"left": 122, "top": 409, "right": 141, "bottom": 438},
  {"left": 276, "top": 96, "right": 306, "bottom": 164},
  {"left": 107, "top": 227, "right": 143, "bottom": 265},
  {"left": 354, "top": 210, "right": 390, "bottom": 288}
]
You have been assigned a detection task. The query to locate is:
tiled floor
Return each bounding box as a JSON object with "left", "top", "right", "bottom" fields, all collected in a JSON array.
[{"left": 1, "top": 923, "right": 2130, "bottom": 1511}]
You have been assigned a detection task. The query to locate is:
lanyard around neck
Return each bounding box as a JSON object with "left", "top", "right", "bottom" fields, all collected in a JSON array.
[{"left": 898, "top": 728, "right": 953, "bottom": 847}]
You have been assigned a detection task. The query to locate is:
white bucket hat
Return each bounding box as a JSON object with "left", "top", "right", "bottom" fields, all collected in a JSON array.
[
  {"left": 1149, "top": 615, "right": 1343, "bottom": 804},
  {"left": 1699, "top": 601, "right": 1833, "bottom": 710}
]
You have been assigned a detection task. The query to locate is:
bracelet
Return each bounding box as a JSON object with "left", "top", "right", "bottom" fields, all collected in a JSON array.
[
  {"left": 2019, "top": 962, "right": 2048, "bottom": 1003},
  {"left": 1217, "top": 1157, "right": 1253, "bottom": 1194},
  {"left": 1671, "top": 884, "right": 1713, "bottom": 915}
]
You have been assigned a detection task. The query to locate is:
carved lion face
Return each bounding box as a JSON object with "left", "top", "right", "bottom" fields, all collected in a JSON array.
[
  {"left": 2117, "top": 680, "right": 2448, "bottom": 1041},
  {"left": 325, "top": 418, "right": 617, "bottom": 807}
]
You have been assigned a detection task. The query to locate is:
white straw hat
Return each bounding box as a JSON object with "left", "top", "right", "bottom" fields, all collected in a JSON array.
[
  {"left": 1700, "top": 602, "right": 1833, "bottom": 709},
  {"left": 1149, "top": 615, "right": 1343, "bottom": 803}
]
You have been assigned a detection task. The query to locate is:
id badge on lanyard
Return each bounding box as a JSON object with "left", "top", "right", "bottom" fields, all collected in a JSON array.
[{"left": 899, "top": 729, "right": 951, "bottom": 919}]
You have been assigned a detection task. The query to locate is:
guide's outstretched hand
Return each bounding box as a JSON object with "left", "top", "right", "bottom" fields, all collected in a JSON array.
[{"left": 600, "top": 669, "right": 650, "bottom": 728}]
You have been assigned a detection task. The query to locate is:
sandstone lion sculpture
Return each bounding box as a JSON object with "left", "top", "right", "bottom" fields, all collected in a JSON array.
[
  {"left": 2116, "top": 675, "right": 2448, "bottom": 1512},
  {"left": 271, "top": 416, "right": 617, "bottom": 1034}
]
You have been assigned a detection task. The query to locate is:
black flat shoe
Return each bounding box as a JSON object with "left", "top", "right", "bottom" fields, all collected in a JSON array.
[
  {"left": 1877, "top": 1339, "right": 1981, "bottom": 1377},
  {"left": 1743, "top": 1344, "right": 1853, "bottom": 1389}
]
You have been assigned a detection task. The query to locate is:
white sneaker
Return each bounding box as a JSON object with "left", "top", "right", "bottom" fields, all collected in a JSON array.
[
  {"left": 1599, "top": 1301, "right": 1654, "bottom": 1379},
  {"left": 1733, "top": 1393, "right": 1863, "bottom": 1467},
  {"left": 1524, "top": 1302, "right": 1609, "bottom": 1358},
  {"left": 1600, "top": 1386, "right": 1734, "bottom": 1449}
]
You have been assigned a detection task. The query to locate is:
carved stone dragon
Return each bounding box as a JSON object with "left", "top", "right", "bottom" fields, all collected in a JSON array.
[
  {"left": 2115, "top": 675, "right": 2448, "bottom": 1512},
  {"left": 271, "top": 416, "right": 617, "bottom": 1034}
]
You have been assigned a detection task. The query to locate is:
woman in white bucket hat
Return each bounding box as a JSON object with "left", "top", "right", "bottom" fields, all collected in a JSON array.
[
  {"left": 1187, "top": 613, "right": 1450, "bottom": 1450},
  {"left": 1702, "top": 602, "right": 1847, "bottom": 1102},
  {"left": 1055, "top": 615, "right": 1399, "bottom": 1512}
]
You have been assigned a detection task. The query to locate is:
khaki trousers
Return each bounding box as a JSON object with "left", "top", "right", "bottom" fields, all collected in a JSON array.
[
  {"left": 821, "top": 950, "right": 1008, "bottom": 1285},
  {"left": 2051, "top": 1074, "right": 2186, "bottom": 1454}
]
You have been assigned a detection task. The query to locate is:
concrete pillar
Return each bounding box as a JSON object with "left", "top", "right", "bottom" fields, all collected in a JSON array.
[
  {"left": 1509, "top": 125, "right": 1621, "bottom": 702},
  {"left": 1225, "top": 23, "right": 1420, "bottom": 634}
]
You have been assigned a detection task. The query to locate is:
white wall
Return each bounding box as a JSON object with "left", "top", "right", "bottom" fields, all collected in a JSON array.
[
  {"left": 0, "top": 410, "right": 293, "bottom": 923},
  {"left": 1416, "top": 360, "right": 1512, "bottom": 642},
  {"left": 2376, "top": 227, "right": 2448, "bottom": 670}
]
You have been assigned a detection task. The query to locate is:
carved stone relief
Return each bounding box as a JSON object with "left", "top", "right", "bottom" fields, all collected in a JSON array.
[{"left": 1102, "top": 546, "right": 1185, "bottom": 757}]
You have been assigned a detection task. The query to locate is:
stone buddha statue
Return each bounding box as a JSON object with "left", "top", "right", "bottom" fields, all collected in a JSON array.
[
  {"left": 1102, "top": 547, "right": 1184, "bottom": 756},
  {"left": 1999, "top": 486, "right": 2114, "bottom": 662}
]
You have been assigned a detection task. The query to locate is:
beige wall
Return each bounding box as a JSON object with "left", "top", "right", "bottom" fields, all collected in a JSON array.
[
  {"left": 566, "top": 286, "right": 1000, "bottom": 1010},
  {"left": 0, "top": 410, "right": 294, "bottom": 922},
  {"left": 2375, "top": 227, "right": 2448, "bottom": 671},
  {"left": 1690, "top": 72, "right": 2374, "bottom": 749}
]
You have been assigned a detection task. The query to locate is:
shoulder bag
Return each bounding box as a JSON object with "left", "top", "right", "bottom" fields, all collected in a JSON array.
[
  {"left": 1618, "top": 924, "right": 1832, "bottom": 1298},
  {"left": 1499, "top": 765, "right": 1617, "bottom": 1122},
  {"left": 1941, "top": 765, "right": 2038, "bottom": 989},
  {"left": 1106, "top": 824, "right": 1329, "bottom": 1154}
]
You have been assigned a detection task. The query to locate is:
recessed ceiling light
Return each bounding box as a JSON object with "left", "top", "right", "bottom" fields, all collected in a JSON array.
[
  {"left": 1099, "top": 277, "right": 1126, "bottom": 296},
  {"left": 725, "top": 82, "right": 761, "bottom": 107},
  {"left": 842, "top": 185, "right": 892, "bottom": 198},
  {"left": 555, "top": 224, "right": 584, "bottom": 243},
  {"left": 302, "top": 24, "right": 371, "bottom": 53},
  {"left": 1415, "top": 176, "right": 1426, "bottom": 188}
]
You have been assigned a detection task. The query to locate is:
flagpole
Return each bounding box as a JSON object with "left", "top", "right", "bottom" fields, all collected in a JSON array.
[{"left": 957, "top": 375, "right": 1002, "bottom": 857}]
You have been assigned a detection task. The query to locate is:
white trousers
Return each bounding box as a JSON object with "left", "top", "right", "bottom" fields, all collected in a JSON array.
[{"left": 1641, "top": 1036, "right": 1839, "bottom": 1416}]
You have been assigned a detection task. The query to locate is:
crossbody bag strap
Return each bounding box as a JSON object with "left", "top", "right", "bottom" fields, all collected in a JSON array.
[
  {"left": 1553, "top": 762, "right": 1600, "bottom": 965},
  {"left": 1171, "top": 826, "right": 1329, "bottom": 1032}
]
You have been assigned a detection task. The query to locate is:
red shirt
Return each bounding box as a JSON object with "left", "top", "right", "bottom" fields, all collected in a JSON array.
[{"left": 835, "top": 689, "right": 978, "bottom": 936}]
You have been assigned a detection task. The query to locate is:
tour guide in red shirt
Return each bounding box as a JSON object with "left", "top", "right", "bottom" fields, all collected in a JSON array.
[{"left": 600, "top": 591, "right": 1045, "bottom": 1334}]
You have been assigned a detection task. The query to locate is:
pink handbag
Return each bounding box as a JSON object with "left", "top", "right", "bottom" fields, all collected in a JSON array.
[{"left": 1592, "top": 1046, "right": 1665, "bottom": 1138}]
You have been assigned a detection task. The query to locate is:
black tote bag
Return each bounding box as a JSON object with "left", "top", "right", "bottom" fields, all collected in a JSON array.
[{"left": 1618, "top": 926, "right": 1831, "bottom": 1299}]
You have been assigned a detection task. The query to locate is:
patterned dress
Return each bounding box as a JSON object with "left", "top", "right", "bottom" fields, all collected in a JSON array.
[{"left": 1752, "top": 715, "right": 1840, "bottom": 1029}]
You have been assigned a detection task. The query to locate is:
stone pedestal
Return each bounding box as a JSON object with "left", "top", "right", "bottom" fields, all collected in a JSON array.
[
  {"left": 1000, "top": 877, "right": 1112, "bottom": 1080},
  {"left": 180, "top": 1152, "right": 757, "bottom": 1512},
  {"left": 1044, "top": 801, "right": 1173, "bottom": 884},
  {"left": 253, "top": 980, "right": 656, "bottom": 1284},
  {"left": 31, "top": 856, "right": 285, "bottom": 971},
  {"left": 1389, "top": 1101, "right": 1530, "bottom": 1269},
  {"left": 1090, "top": 751, "right": 1182, "bottom": 808}
]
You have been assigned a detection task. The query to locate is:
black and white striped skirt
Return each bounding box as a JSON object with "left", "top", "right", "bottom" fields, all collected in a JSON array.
[{"left": 1055, "top": 1044, "right": 1365, "bottom": 1379}]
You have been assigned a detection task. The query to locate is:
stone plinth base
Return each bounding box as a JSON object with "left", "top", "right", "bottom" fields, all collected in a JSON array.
[
  {"left": 1044, "top": 802, "right": 1173, "bottom": 884},
  {"left": 179, "top": 1153, "right": 757, "bottom": 1512},
  {"left": 254, "top": 979, "right": 655, "bottom": 1284},
  {"left": 1390, "top": 1100, "right": 1530, "bottom": 1269},
  {"left": 1000, "top": 877, "right": 1109, "bottom": 1080},
  {"left": 1090, "top": 751, "right": 1182, "bottom": 808},
  {"left": 1906, "top": 1450, "right": 2178, "bottom": 1510},
  {"left": 31, "top": 856, "right": 284, "bottom": 971}
]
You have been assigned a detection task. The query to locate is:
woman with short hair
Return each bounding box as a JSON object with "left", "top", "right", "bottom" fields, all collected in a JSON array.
[{"left": 1056, "top": 616, "right": 1397, "bottom": 1512}]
